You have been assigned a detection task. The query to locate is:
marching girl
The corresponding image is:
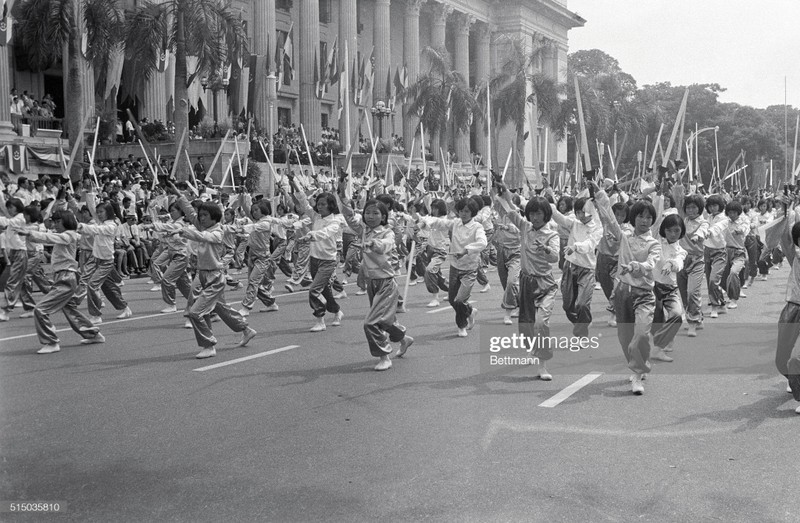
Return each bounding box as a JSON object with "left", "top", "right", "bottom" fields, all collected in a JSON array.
[
  {"left": 411, "top": 199, "right": 451, "bottom": 308},
  {"left": 550, "top": 196, "right": 603, "bottom": 338},
  {"left": 720, "top": 200, "right": 750, "bottom": 310},
  {"left": 149, "top": 200, "right": 193, "bottom": 314},
  {"left": 79, "top": 199, "right": 132, "bottom": 323},
  {"left": 178, "top": 202, "right": 256, "bottom": 359},
  {"left": 703, "top": 195, "right": 730, "bottom": 318},
  {"left": 14, "top": 210, "right": 105, "bottom": 353},
  {"left": 491, "top": 192, "right": 522, "bottom": 325},
  {"left": 19, "top": 204, "right": 53, "bottom": 317},
  {"left": 593, "top": 182, "right": 662, "bottom": 395},
  {"left": 776, "top": 203, "right": 800, "bottom": 414},
  {"left": 755, "top": 198, "right": 775, "bottom": 280},
  {"left": 294, "top": 189, "right": 344, "bottom": 332},
  {"left": 676, "top": 193, "right": 709, "bottom": 338},
  {"left": 428, "top": 197, "right": 487, "bottom": 337},
  {"left": 338, "top": 191, "right": 414, "bottom": 371},
  {"left": 494, "top": 186, "right": 560, "bottom": 380},
  {"left": 651, "top": 214, "right": 687, "bottom": 363},
  {"left": 0, "top": 195, "right": 27, "bottom": 322}
]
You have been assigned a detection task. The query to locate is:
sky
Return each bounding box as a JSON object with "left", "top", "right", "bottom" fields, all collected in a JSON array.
[{"left": 566, "top": 0, "right": 799, "bottom": 110}]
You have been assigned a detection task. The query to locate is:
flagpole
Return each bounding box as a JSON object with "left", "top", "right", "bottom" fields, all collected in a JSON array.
[
  {"left": 343, "top": 42, "right": 352, "bottom": 155},
  {"left": 486, "top": 80, "right": 492, "bottom": 171}
]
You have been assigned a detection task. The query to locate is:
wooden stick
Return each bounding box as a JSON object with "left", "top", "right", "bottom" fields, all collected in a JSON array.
[
  {"left": 299, "top": 123, "right": 317, "bottom": 179},
  {"left": 63, "top": 116, "right": 91, "bottom": 189},
  {"left": 205, "top": 129, "right": 232, "bottom": 184},
  {"left": 649, "top": 123, "right": 664, "bottom": 171},
  {"left": 793, "top": 114, "right": 799, "bottom": 183},
  {"left": 170, "top": 127, "right": 188, "bottom": 180},
  {"left": 402, "top": 240, "right": 416, "bottom": 307},
  {"left": 500, "top": 147, "right": 513, "bottom": 180},
  {"left": 184, "top": 149, "right": 196, "bottom": 186},
  {"left": 573, "top": 77, "right": 592, "bottom": 170},
  {"left": 662, "top": 88, "right": 689, "bottom": 167},
  {"left": 88, "top": 116, "right": 101, "bottom": 184},
  {"left": 487, "top": 80, "right": 493, "bottom": 171}
]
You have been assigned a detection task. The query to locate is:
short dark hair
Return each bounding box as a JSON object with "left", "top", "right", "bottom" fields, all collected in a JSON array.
[
  {"left": 430, "top": 198, "right": 447, "bottom": 217},
  {"left": 455, "top": 197, "right": 480, "bottom": 218},
  {"left": 725, "top": 200, "right": 743, "bottom": 216},
  {"left": 362, "top": 199, "right": 389, "bottom": 226},
  {"left": 23, "top": 204, "right": 43, "bottom": 224},
  {"left": 684, "top": 194, "right": 706, "bottom": 213},
  {"left": 611, "top": 202, "right": 629, "bottom": 222},
  {"left": 253, "top": 199, "right": 272, "bottom": 216},
  {"left": 659, "top": 213, "right": 685, "bottom": 239},
  {"left": 524, "top": 196, "right": 552, "bottom": 223},
  {"left": 705, "top": 195, "right": 726, "bottom": 213},
  {"left": 4, "top": 197, "right": 24, "bottom": 214},
  {"left": 628, "top": 200, "right": 657, "bottom": 226},
  {"left": 557, "top": 195, "right": 574, "bottom": 212},
  {"left": 51, "top": 210, "right": 78, "bottom": 230},
  {"left": 315, "top": 192, "right": 339, "bottom": 214},
  {"left": 198, "top": 202, "right": 222, "bottom": 223},
  {"left": 792, "top": 221, "right": 800, "bottom": 247},
  {"left": 573, "top": 197, "right": 589, "bottom": 214}
]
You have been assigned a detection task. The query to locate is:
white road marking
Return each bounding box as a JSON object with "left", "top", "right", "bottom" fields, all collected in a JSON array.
[
  {"left": 538, "top": 372, "right": 603, "bottom": 408},
  {"left": 193, "top": 345, "right": 300, "bottom": 372},
  {"left": 426, "top": 300, "right": 475, "bottom": 314}
]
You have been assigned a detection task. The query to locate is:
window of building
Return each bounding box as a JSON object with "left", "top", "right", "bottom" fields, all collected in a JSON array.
[
  {"left": 278, "top": 108, "right": 292, "bottom": 127},
  {"left": 320, "top": 41, "right": 328, "bottom": 74},
  {"left": 321, "top": 113, "right": 329, "bottom": 130},
  {"left": 277, "top": 30, "right": 292, "bottom": 86},
  {"left": 356, "top": 0, "right": 363, "bottom": 34},
  {"left": 276, "top": 0, "right": 292, "bottom": 11},
  {"left": 319, "top": 0, "right": 331, "bottom": 24}
]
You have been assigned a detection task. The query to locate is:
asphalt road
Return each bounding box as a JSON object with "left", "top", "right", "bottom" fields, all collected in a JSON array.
[{"left": 1, "top": 264, "right": 798, "bottom": 522}]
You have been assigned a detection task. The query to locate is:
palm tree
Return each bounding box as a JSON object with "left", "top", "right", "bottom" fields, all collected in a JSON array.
[
  {"left": 485, "top": 36, "right": 564, "bottom": 186},
  {"left": 125, "top": 0, "right": 247, "bottom": 169},
  {"left": 13, "top": 0, "right": 124, "bottom": 178},
  {"left": 406, "top": 46, "right": 478, "bottom": 166}
]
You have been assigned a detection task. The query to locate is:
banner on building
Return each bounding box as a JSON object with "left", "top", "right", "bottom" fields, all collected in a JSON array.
[{"left": 7, "top": 144, "right": 28, "bottom": 173}]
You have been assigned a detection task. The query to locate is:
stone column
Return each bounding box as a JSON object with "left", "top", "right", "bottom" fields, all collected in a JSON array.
[
  {"left": 373, "top": 0, "right": 391, "bottom": 139},
  {"left": 299, "top": 0, "right": 321, "bottom": 142},
  {"left": 453, "top": 12, "right": 473, "bottom": 164},
  {"left": 474, "top": 22, "right": 491, "bottom": 163},
  {"left": 253, "top": 0, "right": 276, "bottom": 131},
  {"left": 428, "top": 2, "right": 451, "bottom": 163},
  {"left": 0, "top": 47, "right": 15, "bottom": 136},
  {"left": 339, "top": 0, "right": 358, "bottom": 150},
  {"left": 402, "top": 0, "right": 424, "bottom": 152},
  {"left": 142, "top": 71, "right": 167, "bottom": 123}
]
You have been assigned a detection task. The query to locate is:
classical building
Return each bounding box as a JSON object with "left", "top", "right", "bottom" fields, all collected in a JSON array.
[{"left": 2, "top": 0, "right": 585, "bottom": 178}]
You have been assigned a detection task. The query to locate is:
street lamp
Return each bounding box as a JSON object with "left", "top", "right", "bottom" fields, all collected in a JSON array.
[
  {"left": 200, "top": 74, "right": 230, "bottom": 123},
  {"left": 371, "top": 100, "right": 393, "bottom": 144},
  {"left": 266, "top": 73, "right": 277, "bottom": 163}
]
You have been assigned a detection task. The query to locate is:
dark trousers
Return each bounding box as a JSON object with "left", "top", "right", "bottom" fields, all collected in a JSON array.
[{"left": 561, "top": 261, "right": 594, "bottom": 337}]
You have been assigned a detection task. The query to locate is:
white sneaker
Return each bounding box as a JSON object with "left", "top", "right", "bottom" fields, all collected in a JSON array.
[
  {"left": 19, "top": 310, "right": 35, "bottom": 318},
  {"left": 260, "top": 303, "right": 279, "bottom": 312},
  {"left": 758, "top": 275, "right": 768, "bottom": 281},
  {"left": 652, "top": 349, "right": 674, "bottom": 362},
  {"left": 787, "top": 383, "right": 793, "bottom": 393},
  {"left": 480, "top": 284, "right": 491, "bottom": 293},
  {"left": 457, "top": 328, "right": 468, "bottom": 337},
  {"left": 146, "top": 279, "right": 154, "bottom": 284},
  {"left": 196, "top": 347, "right": 217, "bottom": 359},
  {"left": 467, "top": 309, "right": 477, "bottom": 330},
  {"left": 355, "top": 288, "right": 367, "bottom": 296},
  {"left": 687, "top": 325, "right": 698, "bottom": 337},
  {"left": 238, "top": 307, "right": 250, "bottom": 317},
  {"left": 374, "top": 355, "right": 392, "bottom": 371},
  {"left": 396, "top": 336, "right": 414, "bottom": 358},
  {"left": 119, "top": 280, "right": 125, "bottom": 286},
  {"left": 0, "top": 310, "right": 8, "bottom": 321},
  {"left": 238, "top": 327, "right": 257, "bottom": 347},
  {"left": 37, "top": 344, "right": 61, "bottom": 354},
  {"left": 409, "top": 279, "right": 418, "bottom": 286},
  {"left": 150, "top": 285, "right": 161, "bottom": 292},
  {"left": 727, "top": 301, "right": 738, "bottom": 309},
  {"left": 739, "top": 291, "right": 747, "bottom": 298},
  {"left": 795, "top": 405, "right": 800, "bottom": 415},
  {"left": 331, "top": 310, "right": 344, "bottom": 326},
  {"left": 397, "top": 305, "right": 407, "bottom": 314},
  {"left": 310, "top": 319, "right": 326, "bottom": 332},
  {"left": 742, "top": 282, "right": 749, "bottom": 289},
  {"left": 631, "top": 374, "right": 645, "bottom": 395},
  {"left": 427, "top": 298, "right": 440, "bottom": 308},
  {"left": 116, "top": 307, "right": 132, "bottom": 319},
  {"left": 184, "top": 320, "right": 193, "bottom": 329},
  {"left": 607, "top": 314, "right": 617, "bottom": 327},
  {"left": 80, "top": 333, "right": 106, "bottom": 345},
  {"left": 90, "top": 316, "right": 103, "bottom": 325},
  {"left": 537, "top": 364, "right": 553, "bottom": 381},
  {"left": 160, "top": 305, "right": 177, "bottom": 313},
  {"left": 594, "top": 282, "right": 602, "bottom": 291},
  {"left": 284, "top": 283, "right": 297, "bottom": 293},
  {"left": 333, "top": 290, "right": 348, "bottom": 300},
  {"left": 709, "top": 310, "right": 719, "bottom": 319},
  {"left": 503, "top": 314, "right": 513, "bottom": 325}
]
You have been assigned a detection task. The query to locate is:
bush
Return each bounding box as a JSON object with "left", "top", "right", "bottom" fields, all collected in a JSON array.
[{"left": 141, "top": 120, "right": 169, "bottom": 142}]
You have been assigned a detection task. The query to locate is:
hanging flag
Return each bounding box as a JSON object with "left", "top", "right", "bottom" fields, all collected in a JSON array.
[
  {"left": 394, "top": 65, "right": 408, "bottom": 104},
  {"left": 104, "top": 43, "right": 125, "bottom": 100},
  {"left": 156, "top": 33, "right": 169, "bottom": 73},
  {"left": 338, "top": 43, "right": 349, "bottom": 120},
  {"left": 327, "top": 37, "right": 339, "bottom": 85},
  {"left": 247, "top": 54, "right": 259, "bottom": 114},
  {"left": 7, "top": 144, "right": 27, "bottom": 174},
  {"left": 364, "top": 48, "right": 375, "bottom": 95},
  {"left": 314, "top": 50, "right": 325, "bottom": 99},
  {"left": 385, "top": 66, "right": 393, "bottom": 108},
  {"left": 282, "top": 23, "right": 294, "bottom": 83},
  {"left": 0, "top": 1, "right": 11, "bottom": 47},
  {"left": 351, "top": 54, "right": 360, "bottom": 106},
  {"left": 275, "top": 32, "right": 283, "bottom": 86},
  {"left": 444, "top": 86, "right": 453, "bottom": 123},
  {"left": 265, "top": 34, "right": 271, "bottom": 74}
]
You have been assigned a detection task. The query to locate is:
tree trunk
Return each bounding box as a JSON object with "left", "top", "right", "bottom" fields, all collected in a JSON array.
[
  {"left": 173, "top": 4, "right": 190, "bottom": 180},
  {"left": 66, "top": 0, "right": 85, "bottom": 182}
]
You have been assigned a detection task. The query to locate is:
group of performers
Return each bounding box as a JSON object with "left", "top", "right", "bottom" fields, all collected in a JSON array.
[{"left": 1, "top": 163, "right": 798, "bottom": 413}]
